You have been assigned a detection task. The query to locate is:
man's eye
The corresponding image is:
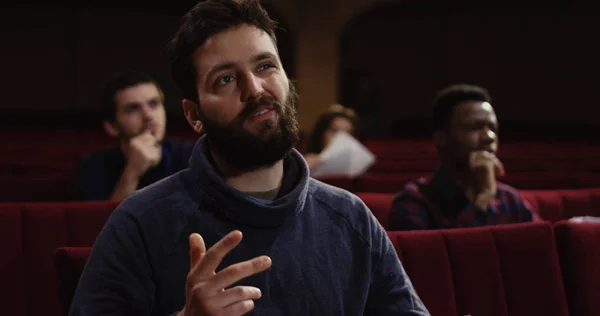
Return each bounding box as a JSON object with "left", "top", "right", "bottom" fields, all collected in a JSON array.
[
  {"left": 217, "top": 75, "right": 234, "bottom": 86},
  {"left": 258, "top": 63, "right": 274, "bottom": 72}
]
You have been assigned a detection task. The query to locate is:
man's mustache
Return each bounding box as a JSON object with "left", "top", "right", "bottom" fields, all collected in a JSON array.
[{"left": 237, "top": 97, "right": 283, "bottom": 122}]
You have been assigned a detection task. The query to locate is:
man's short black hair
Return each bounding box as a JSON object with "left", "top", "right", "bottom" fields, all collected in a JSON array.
[
  {"left": 167, "top": 0, "right": 278, "bottom": 102},
  {"left": 100, "top": 71, "right": 163, "bottom": 122},
  {"left": 432, "top": 84, "right": 492, "bottom": 131}
]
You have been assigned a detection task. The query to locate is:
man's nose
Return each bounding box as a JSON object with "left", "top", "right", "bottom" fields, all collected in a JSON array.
[
  {"left": 240, "top": 73, "right": 264, "bottom": 102},
  {"left": 481, "top": 128, "right": 496, "bottom": 143},
  {"left": 141, "top": 104, "right": 153, "bottom": 119}
]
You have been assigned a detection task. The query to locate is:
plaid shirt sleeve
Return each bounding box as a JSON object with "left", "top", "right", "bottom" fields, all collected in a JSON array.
[{"left": 389, "top": 182, "right": 431, "bottom": 230}]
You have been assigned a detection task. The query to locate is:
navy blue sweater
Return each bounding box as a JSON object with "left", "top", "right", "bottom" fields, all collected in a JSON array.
[
  {"left": 70, "top": 137, "right": 429, "bottom": 315},
  {"left": 74, "top": 138, "right": 194, "bottom": 201}
]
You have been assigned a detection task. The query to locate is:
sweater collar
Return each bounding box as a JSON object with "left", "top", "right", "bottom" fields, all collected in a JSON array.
[{"left": 187, "top": 136, "right": 309, "bottom": 228}]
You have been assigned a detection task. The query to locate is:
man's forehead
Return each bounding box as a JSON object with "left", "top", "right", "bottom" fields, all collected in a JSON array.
[
  {"left": 457, "top": 101, "right": 495, "bottom": 114},
  {"left": 193, "top": 24, "right": 278, "bottom": 74},
  {"left": 115, "top": 84, "right": 160, "bottom": 105}
]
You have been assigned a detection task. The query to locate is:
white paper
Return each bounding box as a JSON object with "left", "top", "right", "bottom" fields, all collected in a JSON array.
[
  {"left": 569, "top": 216, "right": 600, "bottom": 223},
  {"left": 310, "top": 131, "right": 376, "bottom": 178}
]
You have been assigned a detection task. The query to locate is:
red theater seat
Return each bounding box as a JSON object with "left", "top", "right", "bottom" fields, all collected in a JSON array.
[
  {"left": 0, "top": 173, "right": 74, "bottom": 202},
  {"left": 355, "top": 192, "right": 394, "bottom": 228},
  {"left": 522, "top": 188, "right": 600, "bottom": 223},
  {"left": 0, "top": 201, "right": 117, "bottom": 316},
  {"left": 554, "top": 221, "right": 600, "bottom": 316},
  {"left": 353, "top": 173, "right": 428, "bottom": 193},
  {"left": 388, "top": 222, "right": 569, "bottom": 316},
  {"left": 53, "top": 247, "right": 92, "bottom": 315},
  {"left": 0, "top": 203, "right": 27, "bottom": 315},
  {"left": 358, "top": 188, "right": 600, "bottom": 230},
  {"left": 2, "top": 200, "right": 598, "bottom": 316}
]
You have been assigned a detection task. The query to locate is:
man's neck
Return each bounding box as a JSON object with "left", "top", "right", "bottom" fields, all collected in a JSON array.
[{"left": 210, "top": 149, "right": 284, "bottom": 193}]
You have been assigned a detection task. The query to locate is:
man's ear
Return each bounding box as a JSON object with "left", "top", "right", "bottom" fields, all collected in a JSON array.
[
  {"left": 103, "top": 120, "right": 120, "bottom": 138},
  {"left": 433, "top": 130, "right": 448, "bottom": 148},
  {"left": 182, "top": 99, "right": 204, "bottom": 135}
]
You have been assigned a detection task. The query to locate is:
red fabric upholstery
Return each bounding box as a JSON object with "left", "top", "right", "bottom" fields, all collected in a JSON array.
[
  {"left": 522, "top": 188, "right": 600, "bottom": 223},
  {"left": 2, "top": 199, "right": 598, "bottom": 316},
  {"left": 353, "top": 173, "right": 427, "bottom": 193},
  {"left": 53, "top": 247, "right": 92, "bottom": 315},
  {"left": 0, "top": 204, "right": 27, "bottom": 315},
  {"left": 355, "top": 192, "right": 394, "bottom": 228},
  {"left": 4, "top": 133, "right": 600, "bottom": 201},
  {"left": 0, "top": 173, "right": 75, "bottom": 202},
  {"left": 0, "top": 201, "right": 117, "bottom": 316},
  {"left": 358, "top": 188, "right": 600, "bottom": 229},
  {"left": 554, "top": 221, "right": 600, "bottom": 316},
  {"left": 387, "top": 222, "right": 569, "bottom": 316},
  {"left": 389, "top": 231, "right": 458, "bottom": 316}
]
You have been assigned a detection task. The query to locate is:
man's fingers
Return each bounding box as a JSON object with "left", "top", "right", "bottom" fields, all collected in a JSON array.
[
  {"left": 189, "top": 233, "right": 206, "bottom": 267},
  {"left": 211, "top": 286, "right": 262, "bottom": 309},
  {"left": 221, "top": 299, "right": 256, "bottom": 316},
  {"left": 131, "top": 131, "right": 155, "bottom": 145},
  {"left": 494, "top": 157, "right": 506, "bottom": 177},
  {"left": 206, "top": 256, "right": 272, "bottom": 294},
  {"left": 197, "top": 231, "right": 244, "bottom": 278}
]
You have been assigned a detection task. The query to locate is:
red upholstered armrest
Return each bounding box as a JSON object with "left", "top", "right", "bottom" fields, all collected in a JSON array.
[{"left": 53, "top": 247, "right": 92, "bottom": 315}]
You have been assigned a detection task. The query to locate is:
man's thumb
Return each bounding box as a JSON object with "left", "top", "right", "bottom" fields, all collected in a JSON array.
[{"left": 189, "top": 233, "right": 206, "bottom": 267}]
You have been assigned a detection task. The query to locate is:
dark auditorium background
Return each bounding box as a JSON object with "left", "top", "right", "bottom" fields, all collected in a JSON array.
[
  {"left": 3, "top": 0, "right": 600, "bottom": 201},
  {"left": 3, "top": 0, "right": 600, "bottom": 135}
]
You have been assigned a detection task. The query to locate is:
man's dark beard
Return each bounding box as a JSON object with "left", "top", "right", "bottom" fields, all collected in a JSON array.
[{"left": 200, "top": 82, "right": 300, "bottom": 172}]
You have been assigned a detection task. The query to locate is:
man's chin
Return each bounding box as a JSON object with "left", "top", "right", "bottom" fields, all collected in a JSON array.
[{"left": 244, "top": 124, "right": 280, "bottom": 139}]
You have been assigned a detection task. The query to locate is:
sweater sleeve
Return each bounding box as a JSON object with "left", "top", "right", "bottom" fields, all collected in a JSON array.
[
  {"left": 69, "top": 206, "right": 156, "bottom": 315},
  {"left": 364, "top": 216, "right": 430, "bottom": 315}
]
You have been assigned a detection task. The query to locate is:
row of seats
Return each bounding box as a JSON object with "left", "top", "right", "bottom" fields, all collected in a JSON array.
[
  {"left": 357, "top": 188, "right": 600, "bottom": 228},
  {"left": 319, "top": 172, "right": 600, "bottom": 193},
  {"left": 53, "top": 221, "right": 599, "bottom": 316},
  {"left": 0, "top": 200, "right": 120, "bottom": 316},
  {"left": 3, "top": 135, "right": 600, "bottom": 176},
  {"left": 3, "top": 206, "right": 599, "bottom": 316},
  {"left": 5, "top": 170, "right": 600, "bottom": 202},
  {"left": 2, "top": 188, "right": 600, "bottom": 316},
  {"left": 389, "top": 221, "right": 599, "bottom": 316},
  {"left": 3, "top": 126, "right": 600, "bottom": 201},
  {"left": 3, "top": 128, "right": 598, "bottom": 164}
]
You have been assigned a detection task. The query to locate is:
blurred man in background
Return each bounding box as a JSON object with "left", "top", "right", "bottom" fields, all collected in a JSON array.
[
  {"left": 389, "top": 84, "right": 540, "bottom": 230},
  {"left": 74, "top": 71, "right": 196, "bottom": 201}
]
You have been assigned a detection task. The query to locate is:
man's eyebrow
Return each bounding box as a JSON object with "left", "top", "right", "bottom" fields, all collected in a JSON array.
[
  {"left": 205, "top": 52, "right": 278, "bottom": 80},
  {"left": 206, "top": 62, "right": 235, "bottom": 80},
  {"left": 252, "top": 52, "right": 277, "bottom": 62},
  {"left": 123, "top": 102, "right": 140, "bottom": 109}
]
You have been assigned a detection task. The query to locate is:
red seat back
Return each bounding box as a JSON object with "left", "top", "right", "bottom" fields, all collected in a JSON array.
[
  {"left": 387, "top": 222, "right": 569, "bottom": 316},
  {"left": 53, "top": 247, "right": 92, "bottom": 315},
  {"left": 0, "top": 201, "right": 117, "bottom": 316},
  {"left": 554, "top": 221, "right": 600, "bottom": 316}
]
